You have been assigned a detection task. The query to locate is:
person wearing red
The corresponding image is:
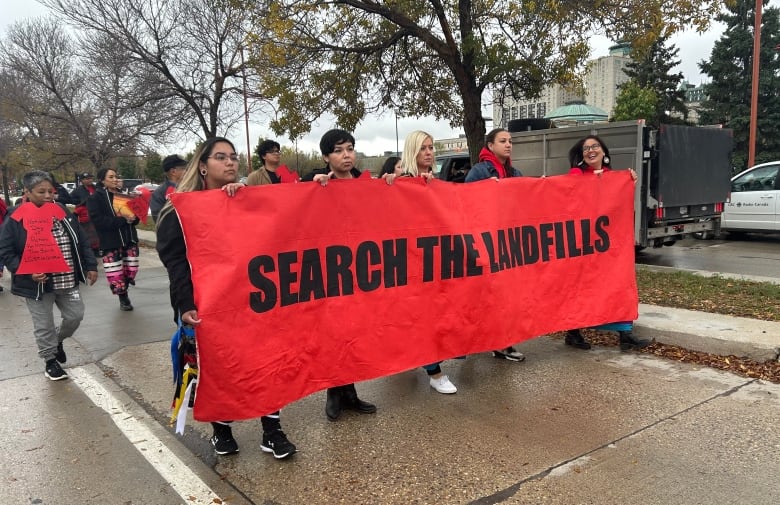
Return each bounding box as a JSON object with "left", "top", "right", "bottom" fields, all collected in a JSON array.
[
  {"left": 464, "top": 128, "right": 526, "bottom": 362},
  {"left": 564, "top": 135, "right": 650, "bottom": 351},
  {"left": 69, "top": 173, "right": 99, "bottom": 254}
]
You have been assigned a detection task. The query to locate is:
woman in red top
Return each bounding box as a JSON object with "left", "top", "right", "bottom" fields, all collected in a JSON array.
[{"left": 564, "top": 135, "right": 649, "bottom": 351}]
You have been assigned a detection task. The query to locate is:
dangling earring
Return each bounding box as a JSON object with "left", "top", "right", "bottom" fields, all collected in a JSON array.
[
  {"left": 603, "top": 156, "right": 610, "bottom": 165},
  {"left": 578, "top": 159, "right": 585, "bottom": 166}
]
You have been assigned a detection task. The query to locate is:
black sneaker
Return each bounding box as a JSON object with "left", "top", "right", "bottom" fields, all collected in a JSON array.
[
  {"left": 55, "top": 342, "right": 67, "bottom": 364},
  {"left": 211, "top": 423, "right": 239, "bottom": 455},
  {"left": 492, "top": 346, "right": 526, "bottom": 362},
  {"left": 261, "top": 430, "right": 297, "bottom": 459},
  {"left": 44, "top": 359, "right": 68, "bottom": 381}
]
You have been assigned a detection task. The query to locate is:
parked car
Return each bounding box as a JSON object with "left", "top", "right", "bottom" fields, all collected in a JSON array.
[
  {"left": 131, "top": 182, "right": 159, "bottom": 193},
  {"left": 721, "top": 161, "right": 779, "bottom": 233},
  {"left": 435, "top": 152, "right": 471, "bottom": 182}
]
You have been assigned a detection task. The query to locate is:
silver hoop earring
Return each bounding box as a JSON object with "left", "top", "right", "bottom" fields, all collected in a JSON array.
[
  {"left": 603, "top": 156, "right": 610, "bottom": 165},
  {"left": 200, "top": 170, "right": 207, "bottom": 176}
]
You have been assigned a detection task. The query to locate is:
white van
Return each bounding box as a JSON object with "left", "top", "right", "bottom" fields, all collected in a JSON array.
[{"left": 722, "top": 161, "right": 779, "bottom": 233}]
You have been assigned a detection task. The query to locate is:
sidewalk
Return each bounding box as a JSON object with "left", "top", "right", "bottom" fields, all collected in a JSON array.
[{"left": 137, "top": 229, "right": 780, "bottom": 362}]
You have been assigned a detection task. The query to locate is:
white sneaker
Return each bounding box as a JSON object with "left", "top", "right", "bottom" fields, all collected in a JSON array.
[{"left": 429, "top": 375, "right": 457, "bottom": 394}]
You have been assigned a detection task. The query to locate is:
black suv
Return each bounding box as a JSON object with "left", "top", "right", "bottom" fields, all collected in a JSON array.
[{"left": 435, "top": 153, "right": 471, "bottom": 183}]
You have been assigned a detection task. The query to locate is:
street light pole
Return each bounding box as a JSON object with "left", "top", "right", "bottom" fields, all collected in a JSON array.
[
  {"left": 395, "top": 110, "right": 399, "bottom": 157},
  {"left": 748, "top": 0, "right": 763, "bottom": 168}
]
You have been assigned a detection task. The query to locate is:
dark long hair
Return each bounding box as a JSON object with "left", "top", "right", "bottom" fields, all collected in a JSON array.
[
  {"left": 568, "top": 135, "right": 611, "bottom": 168},
  {"left": 380, "top": 156, "right": 401, "bottom": 176},
  {"left": 484, "top": 127, "right": 516, "bottom": 178}
]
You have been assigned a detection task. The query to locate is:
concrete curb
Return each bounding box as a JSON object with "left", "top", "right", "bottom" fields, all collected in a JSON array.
[{"left": 636, "top": 304, "right": 780, "bottom": 362}]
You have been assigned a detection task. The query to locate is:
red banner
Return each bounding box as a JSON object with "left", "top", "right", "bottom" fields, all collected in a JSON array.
[{"left": 171, "top": 173, "right": 638, "bottom": 421}]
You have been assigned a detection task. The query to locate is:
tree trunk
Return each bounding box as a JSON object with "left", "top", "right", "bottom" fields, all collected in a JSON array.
[{"left": 461, "top": 87, "right": 486, "bottom": 164}]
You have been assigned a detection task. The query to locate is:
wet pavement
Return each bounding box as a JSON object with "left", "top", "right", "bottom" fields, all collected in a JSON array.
[{"left": 1, "top": 245, "right": 779, "bottom": 504}]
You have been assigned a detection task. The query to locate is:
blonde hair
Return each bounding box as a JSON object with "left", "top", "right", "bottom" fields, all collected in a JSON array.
[
  {"left": 401, "top": 130, "right": 433, "bottom": 176},
  {"left": 156, "top": 137, "right": 236, "bottom": 228}
]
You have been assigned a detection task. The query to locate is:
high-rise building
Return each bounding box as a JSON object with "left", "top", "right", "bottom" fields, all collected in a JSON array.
[
  {"left": 492, "top": 42, "right": 632, "bottom": 126},
  {"left": 584, "top": 43, "right": 632, "bottom": 116}
]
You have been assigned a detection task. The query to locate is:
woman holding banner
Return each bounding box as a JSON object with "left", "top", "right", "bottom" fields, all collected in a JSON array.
[
  {"left": 156, "top": 137, "right": 297, "bottom": 459},
  {"left": 303, "top": 129, "right": 379, "bottom": 419},
  {"left": 87, "top": 168, "right": 139, "bottom": 311},
  {"left": 464, "top": 128, "right": 527, "bottom": 362},
  {"left": 384, "top": 130, "right": 462, "bottom": 393},
  {"left": 564, "top": 135, "right": 650, "bottom": 351}
]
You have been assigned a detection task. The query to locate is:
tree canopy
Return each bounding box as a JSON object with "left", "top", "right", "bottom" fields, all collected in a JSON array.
[
  {"left": 622, "top": 34, "right": 688, "bottom": 127},
  {"left": 699, "top": 0, "right": 780, "bottom": 172},
  {"left": 243, "top": 0, "right": 725, "bottom": 161},
  {"left": 612, "top": 82, "right": 658, "bottom": 123}
]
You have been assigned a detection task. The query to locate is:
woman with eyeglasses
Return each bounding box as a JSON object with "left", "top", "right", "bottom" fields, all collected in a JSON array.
[
  {"left": 246, "top": 139, "right": 299, "bottom": 185},
  {"left": 463, "top": 128, "right": 527, "bottom": 362},
  {"left": 156, "top": 137, "right": 297, "bottom": 459},
  {"left": 86, "top": 167, "right": 140, "bottom": 311},
  {"left": 563, "top": 135, "right": 648, "bottom": 351}
]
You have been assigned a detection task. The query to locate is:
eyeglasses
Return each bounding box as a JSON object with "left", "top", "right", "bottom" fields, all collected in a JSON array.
[
  {"left": 208, "top": 153, "right": 239, "bottom": 162},
  {"left": 582, "top": 143, "right": 601, "bottom": 152}
]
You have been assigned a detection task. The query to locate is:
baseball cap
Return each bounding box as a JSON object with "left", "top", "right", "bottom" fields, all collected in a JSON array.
[{"left": 162, "top": 154, "right": 188, "bottom": 172}]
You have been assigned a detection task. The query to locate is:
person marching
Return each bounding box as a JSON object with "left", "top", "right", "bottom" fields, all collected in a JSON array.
[
  {"left": 69, "top": 172, "right": 100, "bottom": 255},
  {"left": 0, "top": 171, "right": 98, "bottom": 380},
  {"left": 151, "top": 155, "right": 188, "bottom": 223},
  {"left": 156, "top": 137, "right": 297, "bottom": 459},
  {"left": 86, "top": 168, "right": 140, "bottom": 311}
]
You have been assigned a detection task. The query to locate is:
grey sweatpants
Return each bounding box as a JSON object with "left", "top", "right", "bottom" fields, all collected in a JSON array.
[{"left": 25, "top": 287, "right": 85, "bottom": 361}]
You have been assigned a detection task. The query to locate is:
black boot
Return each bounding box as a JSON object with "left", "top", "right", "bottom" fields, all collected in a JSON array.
[
  {"left": 564, "top": 329, "right": 591, "bottom": 350},
  {"left": 619, "top": 331, "right": 651, "bottom": 351},
  {"left": 341, "top": 383, "right": 377, "bottom": 415},
  {"left": 118, "top": 293, "right": 133, "bottom": 311},
  {"left": 325, "top": 386, "right": 343, "bottom": 421}
]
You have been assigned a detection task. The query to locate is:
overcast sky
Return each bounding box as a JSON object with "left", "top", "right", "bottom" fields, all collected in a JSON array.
[{"left": 2, "top": 1, "right": 725, "bottom": 157}]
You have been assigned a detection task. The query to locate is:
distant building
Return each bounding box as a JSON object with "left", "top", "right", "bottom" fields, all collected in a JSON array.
[
  {"left": 492, "top": 84, "right": 583, "bottom": 129},
  {"left": 584, "top": 42, "right": 632, "bottom": 116},
  {"left": 545, "top": 101, "right": 609, "bottom": 127},
  {"left": 436, "top": 135, "right": 468, "bottom": 153},
  {"left": 493, "top": 42, "right": 631, "bottom": 126},
  {"left": 678, "top": 81, "right": 707, "bottom": 125}
]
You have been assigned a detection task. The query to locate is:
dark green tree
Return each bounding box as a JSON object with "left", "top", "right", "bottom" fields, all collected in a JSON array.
[
  {"left": 612, "top": 82, "right": 658, "bottom": 122},
  {"left": 699, "top": 0, "right": 780, "bottom": 172},
  {"left": 116, "top": 157, "right": 137, "bottom": 179},
  {"left": 623, "top": 34, "right": 688, "bottom": 127},
  {"left": 144, "top": 151, "right": 164, "bottom": 183}
]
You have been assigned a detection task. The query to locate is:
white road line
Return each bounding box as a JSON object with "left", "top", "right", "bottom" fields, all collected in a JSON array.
[{"left": 69, "top": 364, "right": 223, "bottom": 505}]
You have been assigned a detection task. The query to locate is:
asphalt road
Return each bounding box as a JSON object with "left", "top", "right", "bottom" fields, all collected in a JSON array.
[
  {"left": 636, "top": 233, "right": 780, "bottom": 280},
  {"left": 1, "top": 246, "right": 778, "bottom": 504}
]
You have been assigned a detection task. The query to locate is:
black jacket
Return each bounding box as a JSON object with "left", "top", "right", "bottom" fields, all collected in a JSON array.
[
  {"left": 86, "top": 187, "right": 138, "bottom": 251},
  {"left": 70, "top": 184, "right": 95, "bottom": 206},
  {"left": 301, "top": 167, "right": 364, "bottom": 181},
  {"left": 156, "top": 210, "right": 195, "bottom": 319},
  {"left": 0, "top": 203, "right": 98, "bottom": 300}
]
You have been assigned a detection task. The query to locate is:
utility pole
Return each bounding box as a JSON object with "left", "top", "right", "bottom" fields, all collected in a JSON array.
[{"left": 747, "top": 0, "right": 763, "bottom": 168}]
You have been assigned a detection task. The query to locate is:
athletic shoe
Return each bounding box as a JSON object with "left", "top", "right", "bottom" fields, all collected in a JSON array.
[
  {"left": 44, "top": 359, "right": 68, "bottom": 381},
  {"left": 260, "top": 430, "right": 297, "bottom": 459},
  {"left": 493, "top": 346, "right": 526, "bottom": 362},
  {"left": 429, "top": 375, "right": 457, "bottom": 394},
  {"left": 211, "top": 423, "right": 239, "bottom": 455},
  {"left": 55, "top": 342, "right": 67, "bottom": 364}
]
